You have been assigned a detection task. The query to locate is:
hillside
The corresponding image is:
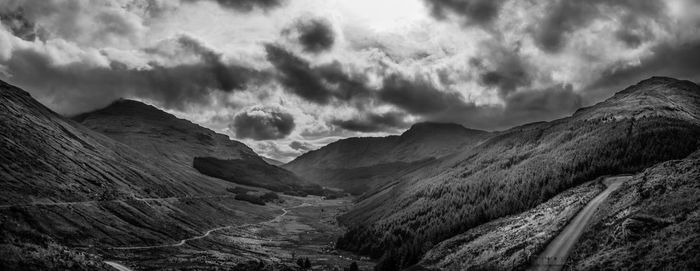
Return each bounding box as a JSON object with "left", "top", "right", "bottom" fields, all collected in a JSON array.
[
  {"left": 0, "top": 80, "right": 278, "bottom": 269},
  {"left": 564, "top": 150, "right": 700, "bottom": 270},
  {"left": 74, "top": 99, "right": 318, "bottom": 194},
  {"left": 335, "top": 77, "right": 700, "bottom": 270},
  {"left": 415, "top": 178, "right": 606, "bottom": 270},
  {"left": 284, "top": 122, "right": 490, "bottom": 194}
]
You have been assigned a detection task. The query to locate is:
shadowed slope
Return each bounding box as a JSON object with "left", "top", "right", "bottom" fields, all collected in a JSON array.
[
  {"left": 0, "top": 80, "right": 277, "bottom": 269},
  {"left": 74, "top": 99, "right": 317, "bottom": 193}
]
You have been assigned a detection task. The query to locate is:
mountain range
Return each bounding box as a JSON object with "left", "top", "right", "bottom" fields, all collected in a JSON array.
[
  {"left": 284, "top": 122, "right": 489, "bottom": 194},
  {"left": 1, "top": 76, "right": 699, "bottom": 270},
  {"left": 334, "top": 77, "right": 700, "bottom": 270}
]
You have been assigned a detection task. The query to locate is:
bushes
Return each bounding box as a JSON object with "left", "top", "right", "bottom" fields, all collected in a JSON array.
[{"left": 260, "top": 192, "right": 280, "bottom": 202}]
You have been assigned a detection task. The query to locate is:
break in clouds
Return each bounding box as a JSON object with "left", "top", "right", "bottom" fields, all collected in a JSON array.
[{"left": 1, "top": 0, "right": 699, "bottom": 161}]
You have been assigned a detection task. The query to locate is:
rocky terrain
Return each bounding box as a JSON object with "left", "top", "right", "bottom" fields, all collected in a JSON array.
[
  {"left": 336, "top": 77, "right": 700, "bottom": 270},
  {"left": 284, "top": 122, "right": 490, "bottom": 194}
]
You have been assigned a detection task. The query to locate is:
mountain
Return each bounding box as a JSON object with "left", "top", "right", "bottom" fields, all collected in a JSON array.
[
  {"left": 262, "top": 156, "right": 285, "bottom": 166},
  {"left": 74, "top": 99, "right": 319, "bottom": 194},
  {"left": 335, "top": 77, "right": 700, "bottom": 270},
  {"left": 284, "top": 122, "right": 490, "bottom": 194},
  {"left": 0, "top": 80, "right": 279, "bottom": 269}
]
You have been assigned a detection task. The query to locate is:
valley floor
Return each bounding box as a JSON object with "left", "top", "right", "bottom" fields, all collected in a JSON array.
[{"left": 97, "top": 195, "right": 375, "bottom": 270}]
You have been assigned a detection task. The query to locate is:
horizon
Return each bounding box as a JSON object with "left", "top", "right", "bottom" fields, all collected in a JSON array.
[{"left": 1, "top": 0, "right": 699, "bottom": 162}]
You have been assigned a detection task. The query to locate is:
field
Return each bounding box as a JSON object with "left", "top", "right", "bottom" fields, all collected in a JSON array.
[{"left": 98, "top": 195, "right": 375, "bottom": 270}]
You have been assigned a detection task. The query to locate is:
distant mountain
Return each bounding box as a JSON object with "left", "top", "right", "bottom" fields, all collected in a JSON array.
[
  {"left": 0, "top": 80, "right": 278, "bottom": 269},
  {"left": 336, "top": 77, "right": 700, "bottom": 270},
  {"left": 262, "top": 156, "right": 285, "bottom": 166},
  {"left": 284, "top": 122, "right": 490, "bottom": 194},
  {"left": 74, "top": 99, "right": 260, "bottom": 167},
  {"left": 74, "top": 99, "right": 319, "bottom": 193}
]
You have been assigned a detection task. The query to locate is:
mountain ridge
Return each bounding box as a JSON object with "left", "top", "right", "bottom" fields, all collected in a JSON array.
[
  {"left": 73, "top": 98, "right": 320, "bottom": 193},
  {"left": 283, "top": 121, "right": 490, "bottom": 194},
  {"left": 335, "top": 76, "right": 700, "bottom": 270}
]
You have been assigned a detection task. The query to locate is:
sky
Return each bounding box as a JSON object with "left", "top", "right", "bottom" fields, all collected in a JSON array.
[{"left": 1, "top": 0, "right": 699, "bottom": 162}]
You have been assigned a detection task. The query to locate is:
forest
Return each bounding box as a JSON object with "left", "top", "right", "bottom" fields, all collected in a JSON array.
[{"left": 336, "top": 116, "right": 700, "bottom": 270}]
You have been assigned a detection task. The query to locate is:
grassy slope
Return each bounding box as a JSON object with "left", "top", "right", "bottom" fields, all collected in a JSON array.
[
  {"left": 0, "top": 80, "right": 277, "bottom": 268},
  {"left": 336, "top": 77, "right": 700, "bottom": 269},
  {"left": 564, "top": 151, "right": 700, "bottom": 270}
]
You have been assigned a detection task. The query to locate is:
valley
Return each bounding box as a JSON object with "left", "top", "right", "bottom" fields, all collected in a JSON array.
[
  {"left": 1, "top": 76, "right": 699, "bottom": 271},
  {"left": 99, "top": 195, "right": 375, "bottom": 270}
]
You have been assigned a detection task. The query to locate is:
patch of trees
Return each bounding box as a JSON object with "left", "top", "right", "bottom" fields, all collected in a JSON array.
[
  {"left": 337, "top": 117, "right": 700, "bottom": 270},
  {"left": 234, "top": 193, "right": 266, "bottom": 205},
  {"left": 296, "top": 257, "right": 312, "bottom": 269},
  {"left": 233, "top": 191, "right": 281, "bottom": 206}
]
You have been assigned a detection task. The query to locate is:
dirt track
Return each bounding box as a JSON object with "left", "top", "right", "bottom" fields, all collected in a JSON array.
[{"left": 531, "top": 176, "right": 631, "bottom": 271}]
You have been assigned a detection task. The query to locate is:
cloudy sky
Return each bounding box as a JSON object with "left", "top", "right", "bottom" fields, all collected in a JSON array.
[{"left": 1, "top": 0, "right": 699, "bottom": 162}]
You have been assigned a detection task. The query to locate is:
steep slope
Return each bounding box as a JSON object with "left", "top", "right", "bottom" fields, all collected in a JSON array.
[
  {"left": 0, "top": 80, "right": 277, "bottom": 268},
  {"left": 336, "top": 77, "right": 700, "bottom": 270},
  {"left": 564, "top": 150, "right": 700, "bottom": 270},
  {"left": 74, "top": 99, "right": 317, "bottom": 193},
  {"left": 415, "top": 178, "right": 607, "bottom": 270},
  {"left": 284, "top": 122, "right": 490, "bottom": 194}
]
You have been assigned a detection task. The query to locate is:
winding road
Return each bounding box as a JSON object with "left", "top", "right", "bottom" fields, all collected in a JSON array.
[
  {"left": 103, "top": 202, "right": 309, "bottom": 270},
  {"left": 110, "top": 202, "right": 307, "bottom": 250},
  {"left": 531, "top": 176, "right": 630, "bottom": 271}
]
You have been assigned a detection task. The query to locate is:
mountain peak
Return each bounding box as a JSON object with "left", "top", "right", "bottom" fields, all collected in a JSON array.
[
  {"left": 575, "top": 76, "right": 700, "bottom": 122},
  {"left": 74, "top": 99, "right": 175, "bottom": 122},
  {"left": 617, "top": 76, "right": 700, "bottom": 96},
  {"left": 402, "top": 122, "right": 485, "bottom": 137}
]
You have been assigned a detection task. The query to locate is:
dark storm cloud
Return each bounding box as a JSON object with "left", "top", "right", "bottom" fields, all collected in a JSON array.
[
  {"left": 1, "top": 35, "right": 264, "bottom": 114},
  {"left": 232, "top": 106, "right": 295, "bottom": 140},
  {"left": 291, "top": 18, "right": 335, "bottom": 53},
  {"left": 584, "top": 40, "right": 700, "bottom": 102},
  {"left": 534, "top": 0, "right": 664, "bottom": 52},
  {"left": 265, "top": 44, "right": 370, "bottom": 104},
  {"left": 504, "top": 84, "right": 582, "bottom": 121},
  {"left": 471, "top": 45, "right": 532, "bottom": 97},
  {"left": 331, "top": 111, "right": 409, "bottom": 132},
  {"left": 420, "top": 85, "right": 583, "bottom": 131},
  {"left": 185, "top": 0, "right": 285, "bottom": 12},
  {"left": 289, "top": 141, "right": 313, "bottom": 151},
  {"left": 423, "top": 0, "right": 504, "bottom": 26},
  {"left": 0, "top": 7, "right": 37, "bottom": 41},
  {"left": 379, "top": 74, "right": 464, "bottom": 114}
]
